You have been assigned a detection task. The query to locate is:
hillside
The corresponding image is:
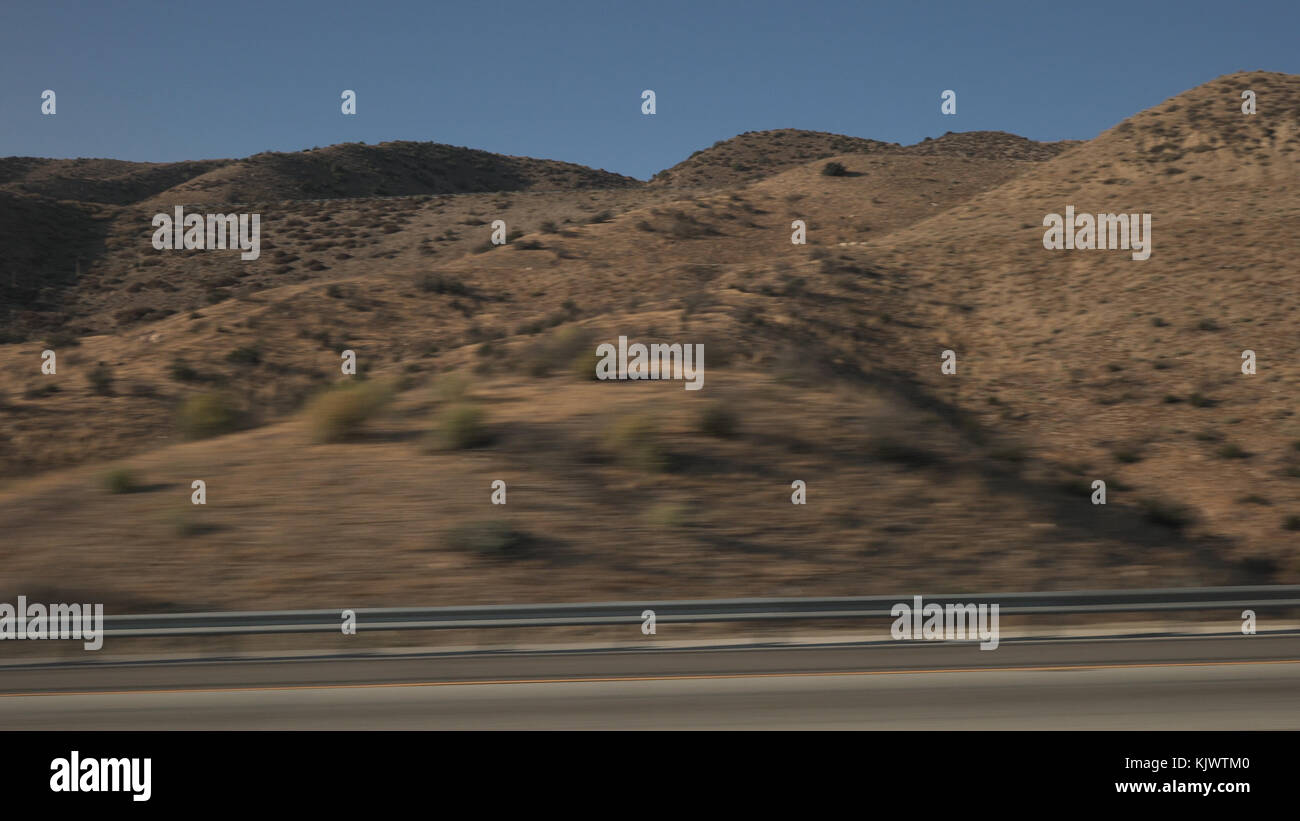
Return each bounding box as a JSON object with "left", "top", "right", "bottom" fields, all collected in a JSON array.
[
  {"left": 1, "top": 72, "right": 1295, "bottom": 613},
  {"left": 858, "top": 69, "right": 1300, "bottom": 579}
]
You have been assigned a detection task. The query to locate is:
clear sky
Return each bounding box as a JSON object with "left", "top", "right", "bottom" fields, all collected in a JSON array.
[{"left": 1, "top": 0, "right": 1295, "bottom": 180}]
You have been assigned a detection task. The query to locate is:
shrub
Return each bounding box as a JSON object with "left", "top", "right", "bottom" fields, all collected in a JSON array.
[
  {"left": 45, "top": 331, "right": 80, "bottom": 349},
  {"left": 168, "top": 357, "right": 202, "bottom": 382},
  {"left": 522, "top": 326, "right": 592, "bottom": 378},
  {"left": 867, "top": 437, "right": 941, "bottom": 467},
  {"left": 1112, "top": 447, "right": 1144, "bottom": 464},
  {"left": 604, "top": 415, "right": 668, "bottom": 471},
  {"left": 167, "top": 503, "right": 216, "bottom": 537},
  {"left": 644, "top": 502, "right": 688, "bottom": 529},
  {"left": 698, "top": 401, "right": 740, "bottom": 438},
  {"left": 667, "top": 213, "right": 716, "bottom": 239},
  {"left": 1285, "top": 515, "right": 1300, "bottom": 532},
  {"left": 23, "top": 382, "right": 60, "bottom": 399},
  {"left": 103, "top": 467, "right": 139, "bottom": 494},
  {"left": 177, "top": 392, "right": 244, "bottom": 439},
  {"left": 821, "top": 161, "right": 847, "bottom": 177},
  {"left": 303, "top": 381, "right": 393, "bottom": 443},
  {"left": 87, "top": 361, "right": 114, "bottom": 395},
  {"left": 434, "top": 373, "right": 471, "bottom": 403},
  {"left": 429, "top": 403, "right": 493, "bottom": 450},
  {"left": 225, "top": 345, "right": 262, "bottom": 365},
  {"left": 443, "top": 520, "right": 527, "bottom": 557},
  {"left": 416, "top": 273, "right": 471, "bottom": 295},
  {"left": 1139, "top": 497, "right": 1196, "bottom": 530},
  {"left": 572, "top": 347, "right": 604, "bottom": 381}
]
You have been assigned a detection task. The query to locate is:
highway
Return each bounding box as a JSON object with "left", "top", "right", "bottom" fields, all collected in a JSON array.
[{"left": 2, "top": 634, "right": 1298, "bottom": 729}]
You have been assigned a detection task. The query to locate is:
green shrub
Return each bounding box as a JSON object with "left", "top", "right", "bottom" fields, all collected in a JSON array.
[
  {"left": 177, "top": 392, "right": 244, "bottom": 439},
  {"left": 103, "top": 467, "right": 139, "bottom": 494},
  {"left": 1284, "top": 515, "right": 1300, "bottom": 532},
  {"left": 821, "top": 161, "right": 847, "bottom": 177},
  {"left": 644, "top": 502, "right": 688, "bottom": 529},
  {"left": 604, "top": 415, "right": 668, "bottom": 471},
  {"left": 429, "top": 403, "right": 493, "bottom": 450},
  {"left": 521, "top": 326, "right": 592, "bottom": 378},
  {"left": 572, "top": 347, "right": 604, "bottom": 381},
  {"left": 303, "top": 381, "right": 393, "bottom": 443}
]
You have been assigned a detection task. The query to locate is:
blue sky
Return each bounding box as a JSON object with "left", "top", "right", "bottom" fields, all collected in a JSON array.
[{"left": 1, "top": 0, "right": 1295, "bottom": 180}]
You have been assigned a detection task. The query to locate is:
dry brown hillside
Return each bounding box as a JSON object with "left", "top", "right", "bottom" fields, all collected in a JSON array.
[{"left": 1, "top": 75, "right": 1286, "bottom": 613}]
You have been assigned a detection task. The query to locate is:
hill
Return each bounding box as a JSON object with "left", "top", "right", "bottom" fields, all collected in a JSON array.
[
  {"left": 140, "top": 141, "right": 642, "bottom": 206},
  {"left": 650, "top": 129, "right": 897, "bottom": 188}
]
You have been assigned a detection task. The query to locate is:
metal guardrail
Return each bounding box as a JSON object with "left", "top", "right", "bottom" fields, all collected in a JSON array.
[{"left": 101, "top": 586, "right": 1300, "bottom": 638}]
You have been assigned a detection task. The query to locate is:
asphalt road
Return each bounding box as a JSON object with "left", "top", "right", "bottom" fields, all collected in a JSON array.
[{"left": 2, "top": 634, "right": 1298, "bottom": 729}]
